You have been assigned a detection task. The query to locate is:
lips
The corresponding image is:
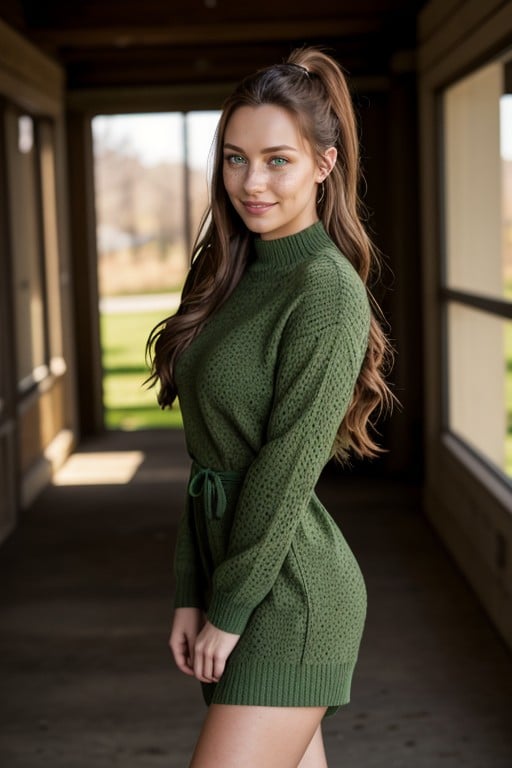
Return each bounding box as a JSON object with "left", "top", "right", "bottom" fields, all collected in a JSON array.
[{"left": 242, "top": 201, "right": 276, "bottom": 215}]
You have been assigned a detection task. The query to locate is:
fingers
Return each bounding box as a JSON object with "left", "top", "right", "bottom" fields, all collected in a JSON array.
[
  {"left": 169, "top": 617, "right": 240, "bottom": 683},
  {"left": 212, "top": 652, "right": 227, "bottom": 682},
  {"left": 193, "top": 622, "right": 240, "bottom": 684},
  {"left": 168, "top": 607, "right": 204, "bottom": 677},
  {"left": 169, "top": 633, "right": 195, "bottom": 677},
  {"left": 193, "top": 641, "right": 226, "bottom": 684},
  {"left": 192, "top": 636, "right": 210, "bottom": 683}
]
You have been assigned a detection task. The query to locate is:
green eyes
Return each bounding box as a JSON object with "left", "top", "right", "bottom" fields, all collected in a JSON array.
[{"left": 225, "top": 155, "right": 288, "bottom": 168}]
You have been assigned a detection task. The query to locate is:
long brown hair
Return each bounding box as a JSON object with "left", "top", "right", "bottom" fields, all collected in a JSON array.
[{"left": 147, "top": 47, "right": 396, "bottom": 463}]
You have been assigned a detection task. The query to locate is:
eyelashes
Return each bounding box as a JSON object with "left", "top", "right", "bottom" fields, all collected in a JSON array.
[
  {"left": 225, "top": 154, "right": 245, "bottom": 165},
  {"left": 223, "top": 154, "right": 289, "bottom": 168}
]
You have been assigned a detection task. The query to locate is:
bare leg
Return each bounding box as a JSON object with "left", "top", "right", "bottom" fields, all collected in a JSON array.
[
  {"left": 297, "top": 725, "right": 328, "bottom": 768},
  {"left": 189, "top": 704, "right": 327, "bottom": 768}
]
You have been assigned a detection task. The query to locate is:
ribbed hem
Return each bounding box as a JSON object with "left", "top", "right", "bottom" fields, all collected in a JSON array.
[
  {"left": 252, "top": 221, "right": 334, "bottom": 270},
  {"left": 203, "top": 659, "right": 356, "bottom": 708},
  {"left": 207, "top": 591, "right": 254, "bottom": 635}
]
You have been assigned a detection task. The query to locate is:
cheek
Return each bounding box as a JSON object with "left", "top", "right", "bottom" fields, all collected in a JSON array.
[
  {"left": 273, "top": 167, "right": 315, "bottom": 196},
  {"left": 222, "top": 168, "right": 233, "bottom": 192},
  {"left": 223, "top": 167, "right": 244, "bottom": 195}
]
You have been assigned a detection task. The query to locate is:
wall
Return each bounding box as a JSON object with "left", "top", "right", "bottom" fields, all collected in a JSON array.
[
  {"left": 418, "top": 0, "right": 512, "bottom": 648},
  {"left": 0, "top": 19, "right": 78, "bottom": 539}
]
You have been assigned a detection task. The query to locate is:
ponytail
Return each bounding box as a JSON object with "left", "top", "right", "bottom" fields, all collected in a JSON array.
[{"left": 147, "top": 47, "right": 397, "bottom": 464}]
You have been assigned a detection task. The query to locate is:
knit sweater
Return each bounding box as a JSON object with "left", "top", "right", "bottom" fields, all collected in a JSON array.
[{"left": 173, "top": 220, "right": 370, "bottom": 711}]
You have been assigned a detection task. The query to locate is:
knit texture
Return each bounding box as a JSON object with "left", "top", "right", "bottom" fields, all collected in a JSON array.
[{"left": 173, "top": 221, "right": 370, "bottom": 713}]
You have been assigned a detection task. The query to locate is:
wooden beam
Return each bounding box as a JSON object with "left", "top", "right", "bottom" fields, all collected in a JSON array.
[
  {"left": 66, "top": 83, "right": 235, "bottom": 114},
  {"left": 65, "top": 73, "right": 392, "bottom": 115},
  {"left": 66, "top": 111, "right": 104, "bottom": 436},
  {"left": 27, "top": 18, "right": 382, "bottom": 49},
  {"left": 0, "top": 18, "right": 63, "bottom": 115}
]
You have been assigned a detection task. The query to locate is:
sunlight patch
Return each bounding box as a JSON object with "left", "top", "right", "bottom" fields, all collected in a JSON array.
[{"left": 53, "top": 451, "right": 145, "bottom": 486}]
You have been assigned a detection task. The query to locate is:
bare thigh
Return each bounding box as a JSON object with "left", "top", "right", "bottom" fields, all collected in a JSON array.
[
  {"left": 189, "top": 704, "right": 328, "bottom": 768},
  {"left": 298, "top": 726, "right": 328, "bottom": 768}
]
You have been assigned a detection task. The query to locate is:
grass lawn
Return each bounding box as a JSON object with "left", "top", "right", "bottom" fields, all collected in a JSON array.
[{"left": 100, "top": 310, "right": 183, "bottom": 430}]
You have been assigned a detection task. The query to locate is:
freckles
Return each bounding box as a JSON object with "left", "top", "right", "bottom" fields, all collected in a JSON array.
[
  {"left": 273, "top": 171, "right": 301, "bottom": 191},
  {"left": 223, "top": 167, "right": 244, "bottom": 191},
  {"left": 273, "top": 169, "right": 312, "bottom": 194}
]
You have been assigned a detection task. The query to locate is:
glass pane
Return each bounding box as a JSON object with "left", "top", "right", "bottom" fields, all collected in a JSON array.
[
  {"left": 443, "top": 62, "right": 512, "bottom": 301},
  {"left": 39, "top": 120, "right": 63, "bottom": 360},
  {"left": 92, "top": 113, "right": 189, "bottom": 430},
  {"left": 186, "top": 110, "right": 221, "bottom": 238},
  {"left": 93, "top": 113, "right": 188, "bottom": 295},
  {"left": 447, "top": 303, "right": 511, "bottom": 479},
  {"left": 5, "top": 109, "right": 47, "bottom": 388},
  {"left": 503, "top": 95, "right": 512, "bottom": 300}
]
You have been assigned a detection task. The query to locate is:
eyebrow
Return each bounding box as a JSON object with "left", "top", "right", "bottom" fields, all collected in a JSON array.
[{"left": 223, "top": 143, "right": 298, "bottom": 153}]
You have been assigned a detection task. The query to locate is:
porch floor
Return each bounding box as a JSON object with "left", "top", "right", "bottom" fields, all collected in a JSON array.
[{"left": 0, "top": 429, "right": 511, "bottom": 767}]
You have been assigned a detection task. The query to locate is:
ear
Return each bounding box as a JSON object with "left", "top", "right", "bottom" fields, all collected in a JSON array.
[{"left": 316, "top": 146, "right": 337, "bottom": 182}]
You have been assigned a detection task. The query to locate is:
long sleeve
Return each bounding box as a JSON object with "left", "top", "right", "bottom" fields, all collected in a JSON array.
[
  {"left": 173, "top": 494, "right": 205, "bottom": 609},
  {"left": 206, "top": 266, "right": 371, "bottom": 634}
]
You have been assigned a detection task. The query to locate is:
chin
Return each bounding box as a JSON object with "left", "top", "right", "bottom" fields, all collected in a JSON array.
[{"left": 243, "top": 220, "right": 273, "bottom": 236}]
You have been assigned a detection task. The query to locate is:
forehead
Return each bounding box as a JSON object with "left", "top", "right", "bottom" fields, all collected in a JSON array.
[{"left": 224, "top": 104, "right": 309, "bottom": 150}]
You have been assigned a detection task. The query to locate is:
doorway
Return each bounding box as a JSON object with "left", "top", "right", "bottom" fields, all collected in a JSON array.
[{"left": 91, "top": 111, "right": 220, "bottom": 430}]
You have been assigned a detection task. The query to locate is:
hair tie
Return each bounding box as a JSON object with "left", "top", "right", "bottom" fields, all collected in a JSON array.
[{"left": 286, "top": 62, "right": 311, "bottom": 78}]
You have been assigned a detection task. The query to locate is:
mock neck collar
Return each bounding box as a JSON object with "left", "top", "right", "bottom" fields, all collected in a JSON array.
[{"left": 252, "top": 221, "right": 331, "bottom": 270}]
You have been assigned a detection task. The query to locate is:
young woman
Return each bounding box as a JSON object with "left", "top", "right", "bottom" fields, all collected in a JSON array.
[{"left": 147, "top": 47, "right": 395, "bottom": 768}]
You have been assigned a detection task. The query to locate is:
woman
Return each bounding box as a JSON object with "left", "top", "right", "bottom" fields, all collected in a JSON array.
[{"left": 147, "top": 47, "right": 395, "bottom": 768}]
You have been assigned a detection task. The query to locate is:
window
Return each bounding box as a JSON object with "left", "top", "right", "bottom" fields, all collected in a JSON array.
[
  {"left": 5, "top": 108, "right": 50, "bottom": 393},
  {"left": 92, "top": 111, "right": 220, "bottom": 430},
  {"left": 442, "top": 55, "right": 512, "bottom": 481}
]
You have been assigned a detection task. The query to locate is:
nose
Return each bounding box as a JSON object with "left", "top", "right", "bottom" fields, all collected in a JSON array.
[{"left": 243, "top": 164, "right": 267, "bottom": 194}]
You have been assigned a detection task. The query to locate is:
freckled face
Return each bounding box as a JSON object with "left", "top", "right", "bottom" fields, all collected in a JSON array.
[{"left": 222, "top": 104, "right": 323, "bottom": 240}]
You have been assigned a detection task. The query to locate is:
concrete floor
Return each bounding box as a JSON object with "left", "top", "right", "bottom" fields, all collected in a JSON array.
[{"left": 0, "top": 429, "right": 511, "bottom": 768}]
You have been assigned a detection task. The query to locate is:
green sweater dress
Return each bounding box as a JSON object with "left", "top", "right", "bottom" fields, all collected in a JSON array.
[{"left": 173, "top": 221, "right": 370, "bottom": 714}]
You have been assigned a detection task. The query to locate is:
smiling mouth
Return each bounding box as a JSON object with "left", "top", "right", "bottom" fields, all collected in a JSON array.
[{"left": 242, "top": 201, "right": 277, "bottom": 214}]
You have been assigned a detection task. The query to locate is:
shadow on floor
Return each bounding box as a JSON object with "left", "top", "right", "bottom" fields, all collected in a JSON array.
[{"left": 0, "top": 430, "right": 511, "bottom": 767}]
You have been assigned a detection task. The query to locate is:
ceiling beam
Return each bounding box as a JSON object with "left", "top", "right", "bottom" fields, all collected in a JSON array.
[{"left": 28, "top": 18, "right": 382, "bottom": 49}]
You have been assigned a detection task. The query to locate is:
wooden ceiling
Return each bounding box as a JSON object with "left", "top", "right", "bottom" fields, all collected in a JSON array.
[{"left": 1, "top": 0, "right": 425, "bottom": 90}]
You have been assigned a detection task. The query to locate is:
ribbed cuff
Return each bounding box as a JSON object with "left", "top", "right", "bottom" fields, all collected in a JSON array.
[{"left": 206, "top": 591, "right": 253, "bottom": 635}]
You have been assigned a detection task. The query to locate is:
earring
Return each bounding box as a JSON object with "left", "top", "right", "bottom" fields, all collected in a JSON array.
[{"left": 317, "top": 182, "right": 325, "bottom": 205}]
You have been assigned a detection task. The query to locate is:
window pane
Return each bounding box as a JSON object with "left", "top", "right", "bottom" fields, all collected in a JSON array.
[
  {"left": 5, "top": 109, "right": 47, "bottom": 388},
  {"left": 92, "top": 112, "right": 190, "bottom": 430},
  {"left": 443, "top": 62, "right": 512, "bottom": 300},
  {"left": 447, "top": 303, "right": 511, "bottom": 479},
  {"left": 93, "top": 113, "right": 187, "bottom": 295},
  {"left": 186, "top": 110, "right": 221, "bottom": 238},
  {"left": 39, "top": 120, "right": 63, "bottom": 360}
]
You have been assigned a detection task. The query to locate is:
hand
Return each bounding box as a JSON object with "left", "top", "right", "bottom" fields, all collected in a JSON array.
[
  {"left": 193, "top": 621, "right": 240, "bottom": 684},
  {"left": 169, "top": 607, "right": 205, "bottom": 677}
]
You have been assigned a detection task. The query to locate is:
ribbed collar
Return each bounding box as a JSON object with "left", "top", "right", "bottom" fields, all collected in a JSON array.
[{"left": 252, "top": 221, "right": 331, "bottom": 270}]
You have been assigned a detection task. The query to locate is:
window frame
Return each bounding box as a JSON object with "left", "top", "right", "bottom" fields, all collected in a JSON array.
[
  {"left": 5, "top": 104, "right": 53, "bottom": 398},
  {"left": 438, "top": 53, "right": 512, "bottom": 492}
]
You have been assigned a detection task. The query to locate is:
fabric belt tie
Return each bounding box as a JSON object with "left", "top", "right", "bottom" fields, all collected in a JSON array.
[{"left": 188, "top": 462, "right": 244, "bottom": 520}]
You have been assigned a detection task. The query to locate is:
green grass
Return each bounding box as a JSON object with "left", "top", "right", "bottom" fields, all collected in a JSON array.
[{"left": 100, "top": 310, "right": 183, "bottom": 430}]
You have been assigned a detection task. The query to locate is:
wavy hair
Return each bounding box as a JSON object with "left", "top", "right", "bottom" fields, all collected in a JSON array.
[{"left": 147, "top": 47, "right": 397, "bottom": 463}]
